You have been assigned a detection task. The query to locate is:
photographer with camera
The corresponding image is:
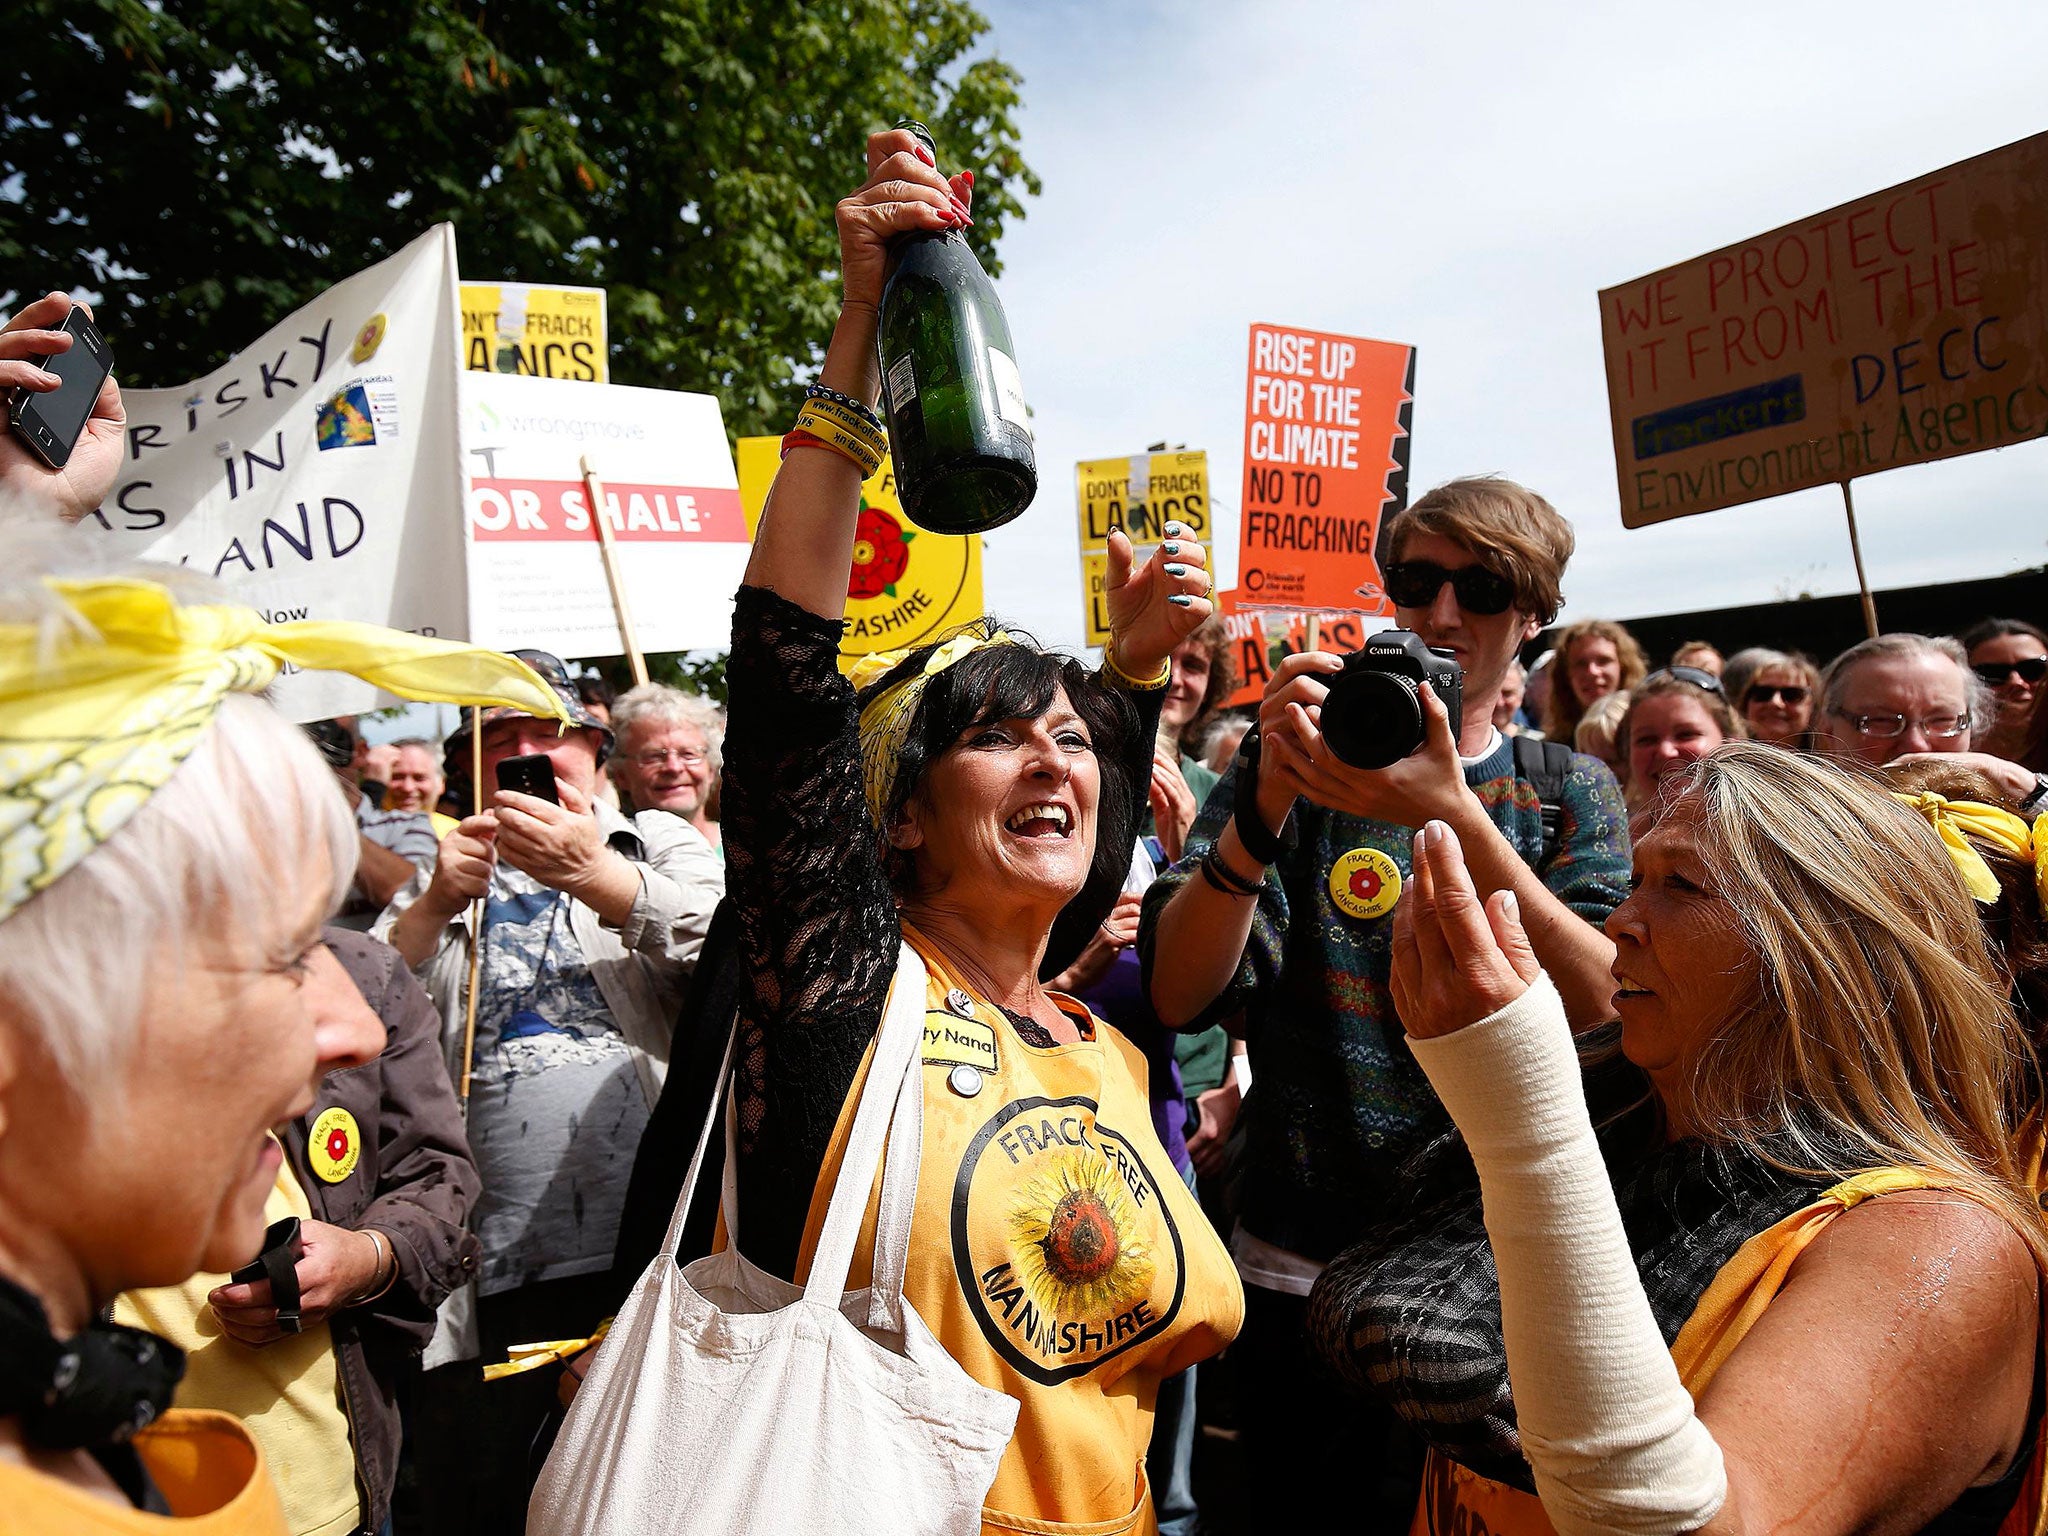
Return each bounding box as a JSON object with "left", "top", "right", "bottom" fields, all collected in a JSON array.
[{"left": 1139, "top": 476, "right": 1630, "bottom": 1525}]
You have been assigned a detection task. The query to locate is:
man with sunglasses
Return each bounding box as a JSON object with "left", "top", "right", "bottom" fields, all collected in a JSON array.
[
  {"left": 1820, "top": 632, "right": 2048, "bottom": 810},
  {"left": 1138, "top": 476, "right": 1630, "bottom": 1526}
]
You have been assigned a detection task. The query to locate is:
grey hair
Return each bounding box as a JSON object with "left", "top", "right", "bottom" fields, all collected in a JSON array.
[
  {"left": 0, "top": 522, "right": 358, "bottom": 1098},
  {"left": 612, "top": 683, "right": 725, "bottom": 772},
  {"left": 1820, "top": 633, "right": 1991, "bottom": 733}
]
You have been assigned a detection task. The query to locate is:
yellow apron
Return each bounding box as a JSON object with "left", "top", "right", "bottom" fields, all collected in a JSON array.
[
  {"left": 788, "top": 923, "right": 1244, "bottom": 1535},
  {"left": 1410, "top": 1167, "right": 2048, "bottom": 1536},
  {"left": 0, "top": 1410, "right": 289, "bottom": 1535}
]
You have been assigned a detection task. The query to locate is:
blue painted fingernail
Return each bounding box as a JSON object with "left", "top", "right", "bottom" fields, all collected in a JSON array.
[
  {"left": 1162, "top": 541, "right": 1180, "bottom": 556},
  {"left": 1164, "top": 522, "right": 1185, "bottom": 535},
  {"left": 1169, "top": 594, "right": 1193, "bottom": 607},
  {"left": 1164, "top": 563, "right": 1188, "bottom": 577}
]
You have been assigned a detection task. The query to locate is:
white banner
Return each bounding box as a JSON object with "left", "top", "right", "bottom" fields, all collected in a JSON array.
[
  {"left": 461, "top": 372, "right": 746, "bottom": 658},
  {"left": 85, "top": 225, "right": 469, "bottom": 721}
]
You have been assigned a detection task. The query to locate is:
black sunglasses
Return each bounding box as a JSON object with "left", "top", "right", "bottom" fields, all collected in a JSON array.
[
  {"left": 1383, "top": 560, "right": 1517, "bottom": 616},
  {"left": 1975, "top": 657, "right": 2048, "bottom": 687},
  {"left": 1646, "top": 665, "right": 1723, "bottom": 694},
  {"left": 1744, "top": 683, "right": 1810, "bottom": 706}
]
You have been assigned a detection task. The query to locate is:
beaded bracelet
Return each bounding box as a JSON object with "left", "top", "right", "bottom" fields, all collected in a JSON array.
[{"left": 806, "top": 381, "right": 886, "bottom": 434}]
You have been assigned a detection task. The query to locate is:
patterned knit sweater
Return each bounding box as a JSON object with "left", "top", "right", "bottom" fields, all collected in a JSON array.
[{"left": 1136, "top": 735, "right": 1631, "bottom": 1262}]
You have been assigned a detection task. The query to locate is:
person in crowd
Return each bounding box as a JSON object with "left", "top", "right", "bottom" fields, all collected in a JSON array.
[
  {"left": 0, "top": 527, "right": 563, "bottom": 1529},
  {"left": 1541, "top": 617, "right": 1646, "bottom": 742},
  {"left": 1493, "top": 658, "right": 1530, "bottom": 735},
  {"left": 1202, "top": 710, "right": 1253, "bottom": 776},
  {"left": 1963, "top": 618, "right": 2048, "bottom": 763},
  {"left": 385, "top": 737, "right": 456, "bottom": 836},
  {"left": 1718, "top": 645, "right": 1773, "bottom": 709},
  {"left": 571, "top": 675, "right": 622, "bottom": 808},
  {"left": 1669, "top": 639, "right": 1724, "bottom": 677},
  {"left": 1148, "top": 616, "right": 1233, "bottom": 865},
  {"left": 377, "top": 649, "right": 722, "bottom": 1535},
  {"left": 1619, "top": 667, "right": 1746, "bottom": 831},
  {"left": 684, "top": 130, "right": 1241, "bottom": 1533},
  {"left": 1819, "top": 633, "right": 2048, "bottom": 813},
  {"left": 359, "top": 742, "right": 400, "bottom": 800},
  {"left": 1732, "top": 648, "right": 1819, "bottom": 748},
  {"left": 1571, "top": 687, "right": 1629, "bottom": 779},
  {"left": 303, "top": 718, "right": 439, "bottom": 933},
  {"left": 1522, "top": 648, "right": 1557, "bottom": 736},
  {"left": 1313, "top": 745, "right": 2047, "bottom": 1534},
  {"left": 1141, "top": 474, "right": 1631, "bottom": 1526},
  {"left": 609, "top": 682, "right": 724, "bottom": 850},
  {"left": 0, "top": 292, "right": 125, "bottom": 522},
  {"left": 117, "top": 926, "right": 482, "bottom": 1536}
]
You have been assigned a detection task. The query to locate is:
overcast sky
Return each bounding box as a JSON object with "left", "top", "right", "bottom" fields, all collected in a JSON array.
[{"left": 970, "top": 0, "right": 2048, "bottom": 653}]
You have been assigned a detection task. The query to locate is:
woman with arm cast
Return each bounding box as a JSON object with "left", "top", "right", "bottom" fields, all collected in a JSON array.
[{"left": 713, "top": 128, "right": 1241, "bottom": 1534}]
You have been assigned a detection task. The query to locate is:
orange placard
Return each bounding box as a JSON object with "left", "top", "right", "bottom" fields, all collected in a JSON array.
[
  {"left": 1216, "top": 603, "right": 1388, "bottom": 710},
  {"left": 1220, "top": 607, "right": 1272, "bottom": 709},
  {"left": 1599, "top": 131, "right": 2048, "bottom": 528},
  {"left": 1236, "top": 324, "right": 1414, "bottom": 612}
]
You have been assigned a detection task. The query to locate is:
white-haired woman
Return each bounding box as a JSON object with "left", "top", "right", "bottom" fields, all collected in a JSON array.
[
  {"left": 1312, "top": 743, "right": 2048, "bottom": 1534},
  {"left": 0, "top": 547, "right": 566, "bottom": 1530}
]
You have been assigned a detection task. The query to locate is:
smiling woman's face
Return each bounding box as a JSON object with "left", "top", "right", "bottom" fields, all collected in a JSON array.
[
  {"left": 894, "top": 685, "right": 1101, "bottom": 911},
  {"left": 1603, "top": 802, "right": 1758, "bottom": 1111}
]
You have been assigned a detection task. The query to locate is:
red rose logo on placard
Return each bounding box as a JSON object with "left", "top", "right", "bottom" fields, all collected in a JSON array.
[{"left": 847, "top": 502, "right": 914, "bottom": 601}]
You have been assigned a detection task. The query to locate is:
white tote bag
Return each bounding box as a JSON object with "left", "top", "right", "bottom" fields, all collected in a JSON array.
[{"left": 528, "top": 944, "right": 1019, "bottom": 1535}]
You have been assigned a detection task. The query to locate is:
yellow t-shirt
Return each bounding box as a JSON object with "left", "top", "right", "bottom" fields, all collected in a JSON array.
[
  {"left": 114, "top": 1151, "right": 359, "bottom": 1536},
  {"left": 0, "top": 1410, "right": 289, "bottom": 1534}
]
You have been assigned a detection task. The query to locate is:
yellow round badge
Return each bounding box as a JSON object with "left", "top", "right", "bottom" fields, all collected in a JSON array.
[
  {"left": 350, "top": 313, "right": 387, "bottom": 364},
  {"left": 309, "top": 1107, "right": 362, "bottom": 1184},
  {"left": 1329, "top": 847, "right": 1402, "bottom": 921}
]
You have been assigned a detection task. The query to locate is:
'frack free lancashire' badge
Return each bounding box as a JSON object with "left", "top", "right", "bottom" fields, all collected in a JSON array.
[
  {"left": 309, "top": 1107, "right": 362, "bottom": 1184},
  {"left": 1329, "top": 846, "right": 1402, "bottom": 920}
]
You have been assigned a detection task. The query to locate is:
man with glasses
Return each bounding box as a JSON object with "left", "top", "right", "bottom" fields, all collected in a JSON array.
[
  {"left": 1819, "top": 632, "right": 2048, "bottom": 811},
  {"left": 1138, "top": 476, "right": 1631, "bottom": 1526},
  {"left": 611, "top": 682, "right": 726, "bottom": 852}
]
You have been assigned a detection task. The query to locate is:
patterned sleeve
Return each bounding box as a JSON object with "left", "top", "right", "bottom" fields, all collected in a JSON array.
[
  {"left": 1540, "top": 754, "right": 1632, "bottom": 924},
  {"left": 720, "top": 583, "right": 900, "bottom": 1275},
  {"left": 1135, "top": 758, "right": 1294, "bottom": 1038}
]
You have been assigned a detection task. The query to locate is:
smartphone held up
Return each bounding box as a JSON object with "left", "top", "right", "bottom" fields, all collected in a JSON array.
[
  {"left": 6, "top": 302, "right": 113, "bottom": 470},
  {"left": 495, "top": 753, "right": 562, "bottom": 807}
]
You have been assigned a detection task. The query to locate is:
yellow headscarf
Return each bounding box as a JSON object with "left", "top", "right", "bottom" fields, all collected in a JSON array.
[
  {"left": 1889, "top": 789, "right": 2045, "bottom": 909},
  {"left": 0, "top": 576, "right": 572, "bottom": 923},
  {"left": 848, "top": 625, "right": 1015, "bottom": 824}
]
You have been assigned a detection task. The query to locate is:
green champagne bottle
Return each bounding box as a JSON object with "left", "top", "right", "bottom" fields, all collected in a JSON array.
[{"left": 876, "top": 121, "right": 1038, "bottom": 534}]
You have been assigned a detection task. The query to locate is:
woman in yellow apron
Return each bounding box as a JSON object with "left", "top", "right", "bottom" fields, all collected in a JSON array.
[
  {"left": 0, "top": 532, "right": 574, "bottom": 1529},
  {"left": 712, "top": 128, "right": 1242, "bottom": 1533},
  {"left": 1311, "top": 744, "right": 2048, "bottom": 1536}
]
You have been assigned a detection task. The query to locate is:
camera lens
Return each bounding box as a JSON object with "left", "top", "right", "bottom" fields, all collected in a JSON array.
[{"left": 1320, "top": 671, "right": 1425, "bottom": 769}]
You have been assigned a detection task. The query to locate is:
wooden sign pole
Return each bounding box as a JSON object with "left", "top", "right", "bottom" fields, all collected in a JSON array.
[
  {"left": 1839, "top": 480, "right": 1880, "bottom": 639},
  {"left": 460, "top": 705, "right": 484, "bottom": 1112},
  {"left": 581, "top": 454, "right": 651, "bottom": 687}
]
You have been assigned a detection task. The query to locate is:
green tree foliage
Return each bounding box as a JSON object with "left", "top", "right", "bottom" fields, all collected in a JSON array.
[{"left": 0, "top": 0, "right": 1037, "bottom": 433}]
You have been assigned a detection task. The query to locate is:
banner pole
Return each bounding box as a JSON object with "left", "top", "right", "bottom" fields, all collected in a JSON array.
[
  {"left": 581, "top": 454, "right": 650, "bottom": 687},
  {"left": 460, "top": 705, "right": 484, "bottom": 1112},
  {"left": 1839, "top": 480, "right": 1879, "bottom": 639},
  {"left": 1306, "top": 615, "right": 1320, "bottom": 653}
]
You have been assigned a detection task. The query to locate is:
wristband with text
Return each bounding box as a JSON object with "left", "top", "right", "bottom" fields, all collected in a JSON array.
[{"left": 1231, "top": 726, "right": 1297, "bottom": 867}]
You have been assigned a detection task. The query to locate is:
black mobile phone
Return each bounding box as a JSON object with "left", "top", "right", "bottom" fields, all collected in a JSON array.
[
  {"left": 495, "top": 753, "right": 560, "bottom": 805},
  {"left": 7, "top": 304, "right": 113, "bottom": 470}
]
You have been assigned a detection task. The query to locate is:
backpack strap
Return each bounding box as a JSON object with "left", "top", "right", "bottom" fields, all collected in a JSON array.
[{"left": 1510, "top": 733, "right": 1573, "bottom": 873}]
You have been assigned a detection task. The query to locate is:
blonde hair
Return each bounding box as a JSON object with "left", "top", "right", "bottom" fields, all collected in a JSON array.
[
  {"left": 1383, "top": 476, "right": 1575, "bottom": 627},
  {"left": 1573, "top": 688, "right": 1630, "bottom": 760},
  {"left": 1665, "top": 744, "right": 2045, "bottom": 1262},
  {"left": 1544, "top": 619, "right": 1649, "bottom": 739}
]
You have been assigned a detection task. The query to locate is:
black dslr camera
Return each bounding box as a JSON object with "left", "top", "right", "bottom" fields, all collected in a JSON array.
[{"left": 1317, "top": 630, "right": 1463, "bottom": 769}]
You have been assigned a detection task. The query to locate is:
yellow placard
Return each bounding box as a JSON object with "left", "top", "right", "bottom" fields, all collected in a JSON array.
[
  {"left": 461, "top": 282, "right": 608, "bottom": 382},
  {"left": 736, "top": 437, "right": 985, "bottom": 668},
  {"left": 1074, "top": 451, "right": 1212, "bottom": 647}
]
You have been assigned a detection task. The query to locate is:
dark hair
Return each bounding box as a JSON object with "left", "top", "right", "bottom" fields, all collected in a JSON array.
[
  {"left": 1960, "top": 617, "right": 2048, "bottom": 656},
  {"left": 856, "top": 621, "right": 1141, "bottom": 939},
  {"left": 577, "top": 673, "right": 617, "bottom": 710}
]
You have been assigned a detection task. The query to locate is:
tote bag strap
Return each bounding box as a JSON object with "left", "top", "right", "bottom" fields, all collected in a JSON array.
[
  {"left": 806, "top": 943, "right": 929, "bottom": 1316},
  {"left": 659, "top": 1017, "right": 740, "bottom": 1261}
]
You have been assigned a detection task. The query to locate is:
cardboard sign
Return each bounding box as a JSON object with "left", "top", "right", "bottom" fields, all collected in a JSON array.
[
  {"left": 1236, "top": 324, "right": 1414, "bottom": 612},
  {"left": 463, "top": 372, "right": 746, "bottom": 657},
  {"left": 1215, "top": 605, "right": 1391, "bottom": 710},
  {"left": 1220, "top": 608, "right": 1273, "bottom": 709},
  {"left": 1599, "top": 131, "right": 2048, "bottom": 527},
  {"left": 1075, "top": 450, "right": 1210, "bottom": 646},
  {"left": 735, "top": 438, "right": 984, "bottom": 665},
  {"left": 461, "top": 282, "right": 608, "bottom": 382},
  {"left": 84, "top": 225, "right": 469, "bottom": 722}
]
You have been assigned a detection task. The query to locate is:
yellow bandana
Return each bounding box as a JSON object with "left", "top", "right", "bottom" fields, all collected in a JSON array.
[
  {"left": 1890, "top": 790, "right": 2035, "bottom": 906},
  {"left": 849, "top": 626, "right": 1014, "bottom": 823},
  {"left": 0, "top": 576, "right": 572, "bottom": 922}
]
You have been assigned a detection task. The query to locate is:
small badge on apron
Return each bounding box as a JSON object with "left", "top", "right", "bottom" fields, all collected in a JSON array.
[
  {"left": 1329, "top": 846, "right": 1402, "bottom": 921},
  {"left": 925, "top": 1012, "right": 1000, "bottom": 1077},
  {"left": 309, "top": 1106, "right": 362, "bottom": 1184},
  {"left": 947, "top": 1065, "right": 984, "bottom": 1098}
]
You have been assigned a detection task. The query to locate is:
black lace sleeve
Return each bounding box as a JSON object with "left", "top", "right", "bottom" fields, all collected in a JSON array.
[{"left": 721, "top": 583, "right": 900, "bottom": 1277}]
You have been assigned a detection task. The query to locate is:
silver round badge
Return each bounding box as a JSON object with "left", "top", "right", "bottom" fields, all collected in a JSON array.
[
  {"left": 947, "top": 1064, "right": 983, "bottom": 1098},
  {"left": 944, "top": 987, "right": 977, "bottom": 1019}
]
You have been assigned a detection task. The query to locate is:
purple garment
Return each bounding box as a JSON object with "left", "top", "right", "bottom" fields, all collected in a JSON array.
[{"left": 1076, "top": 947, "right": 1192, "bottom": 1175}]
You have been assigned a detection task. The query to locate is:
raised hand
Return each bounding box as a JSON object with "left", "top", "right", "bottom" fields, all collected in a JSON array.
[
  {"left": 836, "top": 129, "right": 973, "bottom": 311},
  {"left": 0, "top": 293, "right": 126, "bottom": 522},
  {"left": 1390, "top": 819, "right": 1540, "bottom": 1039},
  {"left": 1104, "top": 523, "right": 1211, "bottom": 677}
]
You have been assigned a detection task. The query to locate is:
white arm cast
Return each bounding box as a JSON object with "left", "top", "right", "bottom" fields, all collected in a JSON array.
[{"left": 1407, "top": 975, "right": 1727, "bottom": 1536}]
